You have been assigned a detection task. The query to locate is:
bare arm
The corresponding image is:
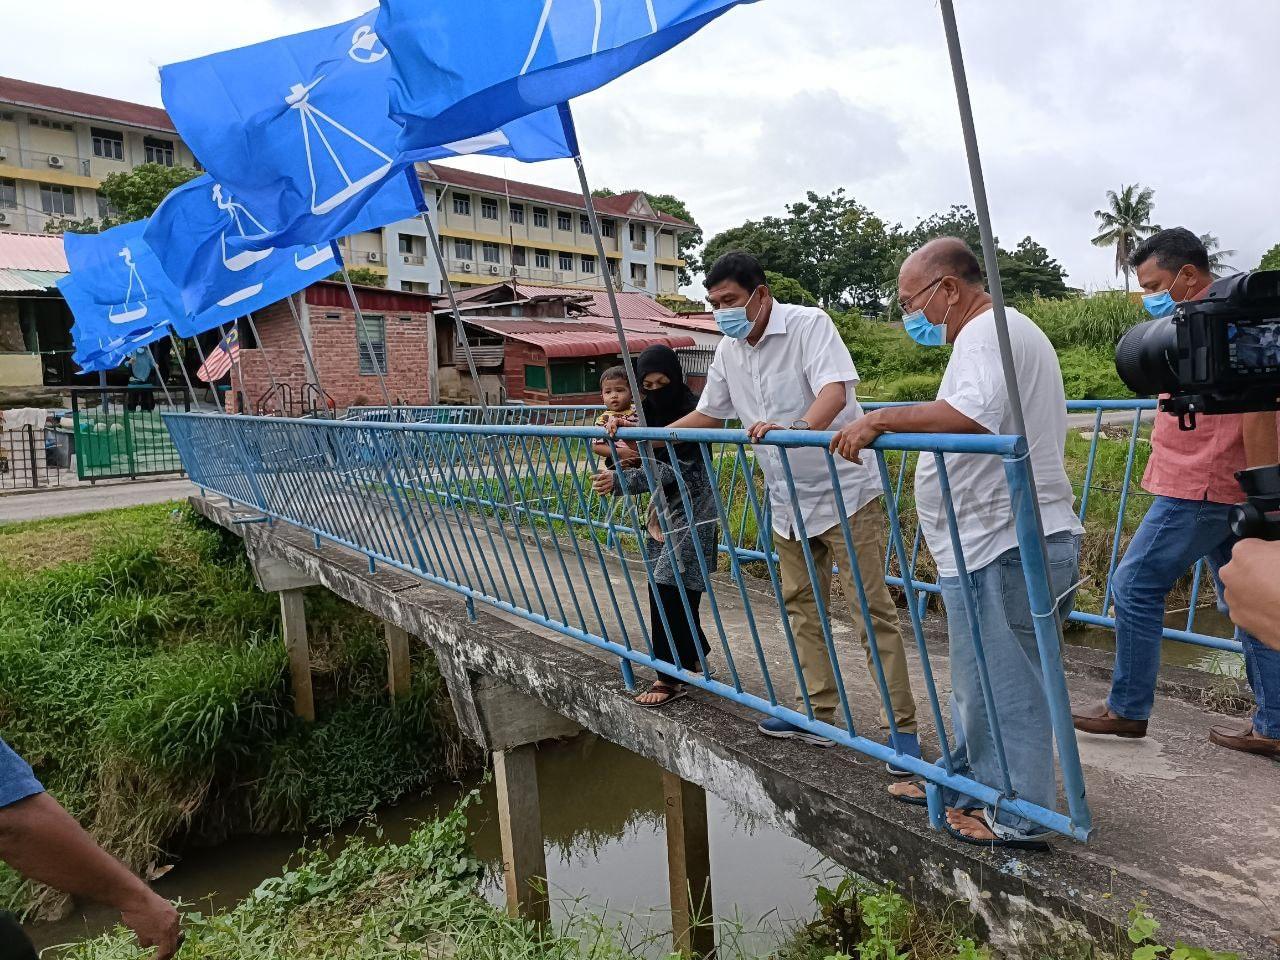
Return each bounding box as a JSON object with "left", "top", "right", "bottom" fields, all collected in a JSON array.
[
  {"left": 0, "top": 792, "right": 181, "bottom": 958},
  {"left": 1242, "top": 411, "right": 1279, "bottom": 469},
  {"left": 830, "top": 400, "right": 989, "bottom": 463},
  {"left": 667, "top": 410, "right": 723, "bottom": 430}
]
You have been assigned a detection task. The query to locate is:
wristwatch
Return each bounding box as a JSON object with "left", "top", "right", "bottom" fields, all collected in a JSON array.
[{"left": 789, "top": 419, "right": 811, "bottom": 430}]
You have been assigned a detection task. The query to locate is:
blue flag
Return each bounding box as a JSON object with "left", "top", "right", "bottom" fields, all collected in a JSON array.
[
  {"left": 61, "top": 222, "right": 184, "bottom": 371},
  {"left": 160, "top": 8, "right": 570, "bottom": 252},
  {"left": 377, "top": 0, "right": 757, "bottom": 150},
  {"left": 143, "top": 174, "right": 341, "bottom": 336}
]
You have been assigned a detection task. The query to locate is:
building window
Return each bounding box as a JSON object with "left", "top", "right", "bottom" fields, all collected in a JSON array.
[
  {"left": 96, "top": 192, "right": 119, "bottom": 220},
  {"left": 39, "top": 183, "right": 75, "bottom": 216},
  {"left": 482, "top": 242, "right": 501, "bottom": 264},
  {"left": 550, "top": 361, "right": 601, "bottom": 396},
  {"left": 356, "top": 314, "right": 387, "bottom": 376},
  {"left": 524, "top": 364, "right": 548, "bottom": 391},
  {"left": 600, "top": 218, "right": 616, "bottom": 238},
  {"left": 510, "top": 203, "right": 525, "bottom": 224},
  {"left": 452, "top": 192, "right": 471, "bottom": 215},
  {"left": 454, "top": 238, "right": 473, "bottom": 260},
  {"left": 512, "top": 246, "right": 527, "bottom": 267},
  {"left": 532, "top": 207, "right": 549, "bottom": 228},
  {"left": 143, "top": 137, "right": 174, "bottom": 166},
  {"left": 558, "top": 251, "right": 573, "bottom": 272},
  {"left": 397, "top": 233, "right": 415, "bottom": 254},
  {"left": 0, "top": 111, "right": 14, "bottom": 122},
  {"left": 29, "top": 115, "right": 73, "bottom": 132},
  {"left": 629, "top": 222, "right": 647, "bottom": 245},
  {"left": 0, "top": 179, "right": 15, "bottom": 210},
  {"left": 631, "top": 263, "right": 648, "bottom": 286},
  {"left": 581, "top": 254, "right": 596, "bottom": 274},
  {"left": 534, "top": 249, "right": 551, "bottom": 269},
  {"left": 481, "top": 197, "right": 498, "bottom": 220},
  {"left": 580, "top": 214, "right": 591, "bottom": 234},
  {"left": 91, "top": 127, "right": 124, "bottom": 161},
  {"left": 556, "top": 210, "right": 572, "bottom": 231}
]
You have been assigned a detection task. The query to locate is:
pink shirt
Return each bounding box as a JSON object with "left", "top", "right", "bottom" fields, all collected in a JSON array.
[{"left": 1142, "top": 409, "right": 1248, "bottom": 505}]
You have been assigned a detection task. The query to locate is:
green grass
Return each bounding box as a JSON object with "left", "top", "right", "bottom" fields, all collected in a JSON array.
[{"left": 0, "top": 503, "right": 472, "bottom": 919}]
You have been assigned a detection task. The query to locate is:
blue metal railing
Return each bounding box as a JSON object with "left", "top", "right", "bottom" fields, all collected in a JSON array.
[
  {"left": 165, "top": 411, "right": 1091, "bottom": 841},
  {"left": 347, "top": 399, "right": 1239, "bottom": 654}
]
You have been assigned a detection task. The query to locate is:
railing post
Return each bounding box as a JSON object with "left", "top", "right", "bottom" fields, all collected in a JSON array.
[{"left": 663, "top": 770, "right": 715, "bottom": 958}]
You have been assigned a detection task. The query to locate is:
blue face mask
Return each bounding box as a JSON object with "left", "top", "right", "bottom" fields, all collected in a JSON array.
[
  {"left": 713, "top": 289, "right": 759, "bottom": 339},
  {"left": 1142, "top": 290, "right": 1176, "bottom": 319},
  {"left": 902, "top": 284, "right": 948, "bottom": 347}
]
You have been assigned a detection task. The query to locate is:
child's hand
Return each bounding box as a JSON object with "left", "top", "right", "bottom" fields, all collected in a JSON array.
[
  {"left": 591, "top": 467, "right": 616, "bottom": 495},
  {"left": 613, "top": 442, "right": 641, "bottom": 466}
]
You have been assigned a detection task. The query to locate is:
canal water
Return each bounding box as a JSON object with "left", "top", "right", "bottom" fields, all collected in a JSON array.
[{"left": 30, "top": 734, "right": 837, "bottom": 955}]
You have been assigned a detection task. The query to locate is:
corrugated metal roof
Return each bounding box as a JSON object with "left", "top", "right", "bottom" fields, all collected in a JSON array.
[
  {"left": 455, "top": 281, "right": 679, "bottom": 323},
  {"left": 0, "top": 233, "right": 68, "bottom": 272},
  {"left": 0, "top": 268, "right": 66, "bottom": 292},
  {"left": 0, "top": 76, "right": 175, "bottom": 132},
  {"left": 463, "top": 317, "right": 695, "bottom": 359},
  {"left": 654, "top": 312, "right": 719, "bottom": 334}
]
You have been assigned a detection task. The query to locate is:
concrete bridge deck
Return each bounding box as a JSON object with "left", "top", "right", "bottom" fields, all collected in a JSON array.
[{"left": 191, "top": 492, "right": 1280, "bottom": 957}]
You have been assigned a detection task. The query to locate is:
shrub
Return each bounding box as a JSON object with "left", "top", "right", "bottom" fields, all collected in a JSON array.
[
  {"left": 879, "top": 373, "right": 944, "bottom": 402},
  {"left": 1020, "top": 292, "right": 1144, "bottom": 351},
  {"left": 1058, "top": 346, "right": 1133, "bottom": 400}
]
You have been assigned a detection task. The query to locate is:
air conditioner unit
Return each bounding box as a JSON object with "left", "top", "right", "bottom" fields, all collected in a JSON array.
[
  {"left": 47, "top": 155, "right": 64, "bottom": 169},
  {"left": 0, "top": 147, "right": 7, "bottom": 161},
  {"left": 0, "top": 212, "right": 8, "bottom": 225},
  {"left": 366, "top": 251, "right": 381, "bottom": 263},
  {"left": 488, "top": 265, "right": 500, "bottom": 275},
  {"left": 461, "top": 262, "right": 474, "bottom": 272}
]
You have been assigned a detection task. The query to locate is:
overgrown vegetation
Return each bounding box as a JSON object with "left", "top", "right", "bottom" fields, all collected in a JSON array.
[{"left": 0, "top": 503, "right": 472, "bottom": 919}]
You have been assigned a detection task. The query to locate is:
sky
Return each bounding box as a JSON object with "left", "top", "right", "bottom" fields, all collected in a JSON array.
[{"left": 7, "top": 0, "right": 1278, "bottom": 297}]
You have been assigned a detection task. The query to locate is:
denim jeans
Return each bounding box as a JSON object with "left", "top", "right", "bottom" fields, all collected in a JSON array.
[
  {"left": 938, "top": 532, "right": 1082, "bottom": 837},
  {"left": 1108, "top": 496, "right": 1280, "bottom": 738}
]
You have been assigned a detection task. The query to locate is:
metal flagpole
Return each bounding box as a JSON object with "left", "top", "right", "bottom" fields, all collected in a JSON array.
[
  {"left": 168, "top": 331, "right": 205, "bottom": 412},
  {"left": 243, "top": 312, "right": 283, "bottom": 414},
  {"left": 937, "top": 0, "right": 1091, "bottom": 835},
  {"left": 338, "top": 266, "right": 396, "bottom": 412},
  {"left": 285, "top": 293, "right": 330, "bottom": 416},
  {"left": 423, "top": 215, "right": 490, "bottom": 416},
  {"left": 191, "top": 336, "right": 225, "bottom": 413},
  {"left": 149, "top": 341, "right": 175, "bottom": 408}
]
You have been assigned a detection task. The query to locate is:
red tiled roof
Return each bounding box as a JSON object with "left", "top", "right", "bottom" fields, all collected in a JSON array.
[
  {"left": 0, "top": 232, "right": 68, "bottom": 272},
  {"left": 423, "top": 163, "right": 693, "bottom": 229},
  {"left": 0, "top": 76, "right": 175, "bottom": 133},
  {"left": 463, "top": 317, "right": 695, "bottom": 359},
  {"left": 455, "top": 281, "right": 679, "bottom": 322}
]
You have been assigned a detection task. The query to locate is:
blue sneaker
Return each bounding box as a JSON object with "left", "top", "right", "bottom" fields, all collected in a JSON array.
[
  {"left": 756, "top": 716, "right": 835, "bottom": 748},
  {"left": 886, "top": 732, "right": 921, "bottom": 777}
]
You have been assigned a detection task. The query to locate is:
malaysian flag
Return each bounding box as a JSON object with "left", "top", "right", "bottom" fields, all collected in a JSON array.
[{"left": 197, "top": 329, "right": 240, "bottom": 382}]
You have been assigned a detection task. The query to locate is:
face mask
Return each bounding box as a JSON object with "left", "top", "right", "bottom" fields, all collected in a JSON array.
[
  {"left": 713, "top": 289, "right": 759, "bottom": 339},
  {"left": 902, "top": 284, "right": 948, "bottom": 347},
  {"left": 1142, "top": 270, "right": 1189, "bottom": 319}
]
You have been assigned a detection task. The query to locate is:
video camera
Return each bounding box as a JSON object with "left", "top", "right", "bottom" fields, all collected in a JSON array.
[
  {"left": 1115, "top": 269, "right": 1280, "bottom": 541},
  {"left": 1114, "top": 269, "right": 1280, "bottom": 430}
]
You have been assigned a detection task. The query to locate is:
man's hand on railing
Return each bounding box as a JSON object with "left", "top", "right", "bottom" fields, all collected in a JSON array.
[
  {"left": 829, "top": 415, "right": 885, "bottom": 465},
  {"left": 591, "top": 466, "right": 616, "bottom": 495},
  {"left": 746, "top": 421, "right": 783, "bottom": 443}
]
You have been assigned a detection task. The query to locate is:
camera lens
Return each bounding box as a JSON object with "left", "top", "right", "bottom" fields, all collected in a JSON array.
[{"left": 1114, "top": 317, "right": 1180, "bottom": 396}]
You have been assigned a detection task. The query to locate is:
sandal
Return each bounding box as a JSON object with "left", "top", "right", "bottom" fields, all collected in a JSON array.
[
  {"left": 887, "top": 779, "right": 928, "bottom": 808},
  {"left": 634, "top": 680, "right": 687, "bottom": 708},
  {"left": 942, "top": 808, "right": 1051, "bottom": 852}
]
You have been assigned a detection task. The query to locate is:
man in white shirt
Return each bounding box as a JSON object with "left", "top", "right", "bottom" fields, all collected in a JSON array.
[
  {"left": 831, "top": 238, "right": 1083, "bottom": 849},
  {"left": 664, "top": 252, "right": 920, "bottom": 760}
]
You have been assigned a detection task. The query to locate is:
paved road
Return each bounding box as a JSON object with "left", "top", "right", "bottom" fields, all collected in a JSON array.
[{"left": 0, "top": 478, "right": 197, "bottom": 523}]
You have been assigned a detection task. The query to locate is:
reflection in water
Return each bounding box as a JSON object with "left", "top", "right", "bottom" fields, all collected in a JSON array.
[
  {"left": 1068, "top": 606, "right": 1246, "bottom": 678},
  {"left": 30, "top": 736, "right": 832, "bottom": 955}
]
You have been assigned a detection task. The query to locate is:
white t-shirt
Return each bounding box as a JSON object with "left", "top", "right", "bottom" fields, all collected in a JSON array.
[
  {"left": 696, "top": 302, "right": 884, "bottom": 539},
  {"left": 914, "top": 307, "right": 1083, "bottom": 577}
]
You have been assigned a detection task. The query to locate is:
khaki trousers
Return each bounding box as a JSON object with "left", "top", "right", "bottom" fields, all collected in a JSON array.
[{"left": 774, "top": 500, "right": 918, "bottom": 732}]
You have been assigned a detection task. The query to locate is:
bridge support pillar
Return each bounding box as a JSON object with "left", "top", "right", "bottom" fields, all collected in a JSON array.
[
  {"left": 662, "top": 770, "right": 715, "bottom": 958},
  {"left": 383, "top": 622, "right": 412, "bottom": 700},
  {"left": 495, "top": 744, "right": 550, "bottom": 924},
  {"left": 278, "top": 588, "right": 315, "bottom": 722}
]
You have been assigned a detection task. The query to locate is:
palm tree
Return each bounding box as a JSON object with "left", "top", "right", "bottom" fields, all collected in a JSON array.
[
  {"left": 1199, "top": 232, "right": 1239, "bottom": 277},
  {"left": 1091, "top": 185, "right": 1158, "bottom": 291}
]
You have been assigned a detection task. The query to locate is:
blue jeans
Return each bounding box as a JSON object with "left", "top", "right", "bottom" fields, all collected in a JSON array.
[
  {"left": 938, "top": 532, "right": 1082, "bottom": 836},
  {"left": 1108, "top": 496, "right": 1280, "bottom": 738}
]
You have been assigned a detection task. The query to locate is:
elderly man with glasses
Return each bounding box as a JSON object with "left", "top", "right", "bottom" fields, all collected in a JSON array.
[{"left": 829, "top": 237, "right": 1084, "bottom": 850}]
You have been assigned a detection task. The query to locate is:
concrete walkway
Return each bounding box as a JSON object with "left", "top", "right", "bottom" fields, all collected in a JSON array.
[{"left": 0, "top": 477, "right": 196, "bottom": 523}]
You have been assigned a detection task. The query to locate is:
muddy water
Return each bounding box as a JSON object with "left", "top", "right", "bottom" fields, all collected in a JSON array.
[
  {"left": 31, "top": 735, "right": 835, "bottom": 954},
  {"left": 1067, "top": 606, "right": 1246, "bottom": 678}
]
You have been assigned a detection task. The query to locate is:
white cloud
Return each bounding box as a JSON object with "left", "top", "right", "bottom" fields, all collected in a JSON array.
[{"left": 5, "top": 0, "right": 1278, "bottom": 294}]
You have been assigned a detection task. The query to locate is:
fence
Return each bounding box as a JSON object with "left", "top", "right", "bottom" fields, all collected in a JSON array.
[
  {"left": 165, "top": 411, "right": 1091, "bottom": 841},
  {"left": 70, "top": 387, "right": 190, "bottom": 482},
  {"left": 345, "top": 399, "right": 1235, "bottom": 653},
  {"left": 0, "top": 426, "right": 64, "bottom": 491}
]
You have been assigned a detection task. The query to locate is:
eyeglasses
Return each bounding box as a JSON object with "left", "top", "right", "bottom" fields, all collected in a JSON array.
[{"left": 897, "top": 276, "right": 946, "bottom": 313}]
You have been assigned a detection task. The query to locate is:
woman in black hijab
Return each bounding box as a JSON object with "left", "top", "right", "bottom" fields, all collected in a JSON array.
[{"left": 593, "top": 345, "right": 721, "bottom": 707}]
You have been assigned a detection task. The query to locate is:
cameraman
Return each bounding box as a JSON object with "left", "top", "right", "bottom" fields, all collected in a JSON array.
[
  {"left": 1073, "top": 228, "right": 1280, "bottom": 757},
  {"left": 1221, "top": 541, "right": 1280, "bottom": 652}
]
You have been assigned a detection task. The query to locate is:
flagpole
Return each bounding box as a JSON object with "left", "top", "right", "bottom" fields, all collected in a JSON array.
[
  {"left": 218, "top": 323, "right": 249, "bottom": 414},
  {"left": 243, "top": 311, "right": 284, "bottom": 415},
  {"left": 285, "top": 293, "right": 330, "bottom": 416},
  {"left": 338, "top": 266, "right": 396, "bottom": 412},
  {"left": 169, "top": 331, "right": 204, "bottom": 412},
  {"left": 191, "top": 335, "right": 227, "bottom": 415},
  {"left": 423, "top": 215, "right": 490, "bottom": 416},
  {"left": 149, "top": 341, "right": 175, "bottom": 408}
]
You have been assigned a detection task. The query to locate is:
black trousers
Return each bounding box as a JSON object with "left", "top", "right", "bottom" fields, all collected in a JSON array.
[
  {"left": 648, "top": 583, "right": 710, "bottom": 678},
  {"left": 0, "top": 913, "right": 37, "bottom": 960}
]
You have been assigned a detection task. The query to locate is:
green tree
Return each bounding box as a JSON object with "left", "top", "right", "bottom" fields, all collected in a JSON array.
[
  {"left": 328, "top": 267, "right": 386, "bottom": 287},
  {"left": 998, "top": 237, "right": 1072, "bottom": 300},
  {"left": 1198, "top": 233, "right": 1239, "bottom": 276},
  {"left": 700, "top": 216, "right": 797, "bottom": 280},
  {"left": 44, "top": 163, "right": 202, "bottom": 233},
  {"left": 1261, "top": 243, "right": 1280, "bottom": 271},
  {"left": 904, "top": 204, "right": 982, "bottom": 252},
  {"left": 593, "top": 187, "right": 702, "bottom": 286},
  {"left": 1091, "top": 184, "right": 1157, "bottom": 291},
  {"left": 764, "top": 271, "right": 817, "bottom": 306}
]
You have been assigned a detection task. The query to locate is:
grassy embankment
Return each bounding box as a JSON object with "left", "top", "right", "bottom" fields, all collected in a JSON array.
[{"left": 0, "top": 503, "right": 473, "bottom": 919}]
